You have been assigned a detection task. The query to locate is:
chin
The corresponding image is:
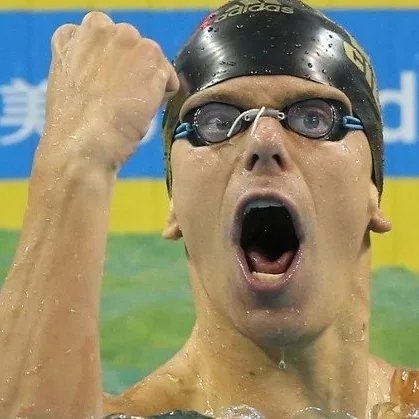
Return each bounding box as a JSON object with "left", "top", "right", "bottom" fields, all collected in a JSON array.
[
  {"left": 236, "top": 301, "right": 326, "bottom": 350},
  {"left": 222, "top": 263, "right": 338, "bottom": 351}
]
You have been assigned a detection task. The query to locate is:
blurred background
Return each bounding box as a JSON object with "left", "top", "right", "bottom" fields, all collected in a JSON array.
[{"left": 0, "top": 0, "right": 418, "bottom": 395}]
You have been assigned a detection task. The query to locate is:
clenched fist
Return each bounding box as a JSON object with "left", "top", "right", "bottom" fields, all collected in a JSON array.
[{"left": 40, "top": 11, "right": 179, "bottom": 172}]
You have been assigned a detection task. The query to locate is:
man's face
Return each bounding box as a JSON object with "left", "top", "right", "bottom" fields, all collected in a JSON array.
[{"left": 168, "top": 75, "right": 381, "bottom": 348}]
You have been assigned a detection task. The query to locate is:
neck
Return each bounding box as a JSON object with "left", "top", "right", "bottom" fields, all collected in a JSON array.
[
  {"left": 184, "top": 275, "right": 371, "bottom": 418},
  {"left": 185, "top": 314, "right": 369, "bottom": 418}
]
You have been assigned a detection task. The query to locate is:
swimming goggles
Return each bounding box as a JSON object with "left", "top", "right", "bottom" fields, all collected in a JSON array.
[{"left": 174, "top": 98, "right": 364, "bottom": 146}]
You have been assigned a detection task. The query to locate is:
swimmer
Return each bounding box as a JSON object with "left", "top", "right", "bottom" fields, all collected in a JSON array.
[{"left": 0, "top": 1, "right": 415, "bottom": 418}]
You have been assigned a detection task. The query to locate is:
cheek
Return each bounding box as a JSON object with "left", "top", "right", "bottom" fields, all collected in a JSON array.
[
  {"left": 169, "top": 141, "right": 235, "bottom": 246},
  {"left": 297, "top": 136, "right": 372, "bottom": 251},
  {"left": 313, "top": 143, "right": 369, "bottom": 199}
]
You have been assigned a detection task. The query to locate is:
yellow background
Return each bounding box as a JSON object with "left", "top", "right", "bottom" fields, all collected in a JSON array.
[
  {"left": 0, "top": 0, "right": 418, "bottom": 272},
  {"left": 1, "top": 179, "right": 418, "bottom": 271},
  {"left": 2, "top": 0, "right": 419, "bottom": 9}
]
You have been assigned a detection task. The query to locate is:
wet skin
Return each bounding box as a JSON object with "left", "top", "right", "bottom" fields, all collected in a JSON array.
[
  {"left": 0, "top": 12, "right": 412, "bottom": 419},
  {"left": 104, "top": 75, "right": 396, "bottom": 419}
]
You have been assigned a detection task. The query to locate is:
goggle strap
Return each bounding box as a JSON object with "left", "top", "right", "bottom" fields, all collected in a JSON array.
[
  {"left": 250, "top": 106, "right": 267, "bottom": 136},
  {"left": 174, "top": 122, "right": 194, "bottom": 139},
  {"left": 342, "top": 116, "right": 364, "bottom": 130},
  {"left": 229, "top": 108, "right": 286, "bottom": 138},
  {"left": 228, "top": 109, "right": 260, "bottom": 138}
]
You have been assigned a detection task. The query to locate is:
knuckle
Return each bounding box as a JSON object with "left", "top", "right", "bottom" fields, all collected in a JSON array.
[
  {"left": 156, "top": 67, "right": 170, "bottom": 85},
  {"left": 116, "top": 22, "right": 140, "bottom": 38},
  {"left": 82, "top": 11, "right": 101, "bottom": 23},
  {"left": 51, "top": 24, "right": 77, "bottom": 50},
  {"left": 141, "top": 38, "right": 164, "bottom": 58},
  {"left": 82, "top": 11, "right": 113, "bottom": 30},
  {"left": 115, "top": 23, "right": 141, "bottom": 45},
  {"left": 52, "top": 24, "right": 75, "bottom": 43}
]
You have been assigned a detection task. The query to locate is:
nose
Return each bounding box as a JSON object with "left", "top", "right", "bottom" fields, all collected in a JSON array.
[{"left": 243, "top": 117, "right": 291, "bottom": 175}]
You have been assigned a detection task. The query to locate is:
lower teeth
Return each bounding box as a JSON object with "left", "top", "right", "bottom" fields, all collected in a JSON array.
[{"left": 252, "top": 272, "right": 284, "bottom": 283}]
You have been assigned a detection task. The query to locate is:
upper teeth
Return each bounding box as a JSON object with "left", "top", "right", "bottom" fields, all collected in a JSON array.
[{"left": 243, "top": 199, "right": 284, "bottom": 215}]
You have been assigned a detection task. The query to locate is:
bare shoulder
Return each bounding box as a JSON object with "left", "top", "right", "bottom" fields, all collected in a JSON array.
[
  {"left": 104, "top": 392, "right": 141, "bottom": 416},
  {"left": 103, "top": 358, "right": 198, "bottom": 417},
  {"left": 369, "top": 355, "right": 396, "bottom": 385},
  {"left": 390, "top": 367, "right": 419, "bottom": 405},
  {"left": 368, "top": 356, "right": 419, "bottom": 417},
  {"left": 367, "top": 355, "right": 395, "bottom": 412},
  {"left": 102, "top": 376, "right": 175, "bottom": 417}
]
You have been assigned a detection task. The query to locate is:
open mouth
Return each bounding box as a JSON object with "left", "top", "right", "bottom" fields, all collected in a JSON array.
[{"left": 237, "top": 198, "right": 302, "bottom": 290}]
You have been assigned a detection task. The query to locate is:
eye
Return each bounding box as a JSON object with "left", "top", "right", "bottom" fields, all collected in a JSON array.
[
  {"left": 193, "top": 102, "right": 243, "bottom": 143},
  {"left": 286, "top": 99, "right": 335, "bottom": 139}
]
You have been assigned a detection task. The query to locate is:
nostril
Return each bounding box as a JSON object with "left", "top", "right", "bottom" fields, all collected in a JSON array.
[
  {"left": 248, "top": 154, "right": 259, "bottom": 170},
  {"left": 247, "top": 153, "right": 281, "bottom": 171}
]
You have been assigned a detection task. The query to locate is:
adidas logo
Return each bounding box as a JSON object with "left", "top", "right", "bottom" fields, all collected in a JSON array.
[{"left": 215, "top": 0, "right": 294, "bottom": 23}]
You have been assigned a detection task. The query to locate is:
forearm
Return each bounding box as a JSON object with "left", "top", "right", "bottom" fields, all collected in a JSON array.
[{"left": 0, "top": 136, "right": 116, "bottom": 419}]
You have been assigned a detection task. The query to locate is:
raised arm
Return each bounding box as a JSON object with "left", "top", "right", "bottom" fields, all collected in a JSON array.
[{"left": 0, "top": 12, "right": 178, "bottom": 419}]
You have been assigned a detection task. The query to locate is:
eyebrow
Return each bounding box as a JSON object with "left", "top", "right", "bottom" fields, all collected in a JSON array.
[{"left": 180, "top": 84, "right": 352, "bottom": 119}]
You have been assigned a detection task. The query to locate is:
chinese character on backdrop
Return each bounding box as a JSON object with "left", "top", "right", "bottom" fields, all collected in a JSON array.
[{"left": 0, "top": 78, "right": 47, "bottom": 146}]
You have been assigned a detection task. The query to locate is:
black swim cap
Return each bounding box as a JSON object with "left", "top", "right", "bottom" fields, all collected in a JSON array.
[{"left": 162, "top": 0, "right": 384, "bottom": 196}]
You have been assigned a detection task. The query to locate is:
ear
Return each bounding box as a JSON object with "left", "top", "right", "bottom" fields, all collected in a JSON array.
[
  {"left": 162, "top": 198, "right": 183, "bottom": 240},
  {"left": 368, "top": 183, "right": 392, "bottom": 234}
]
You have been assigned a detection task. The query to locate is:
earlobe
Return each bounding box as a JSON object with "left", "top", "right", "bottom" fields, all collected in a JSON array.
[
  {"left": 368, "top": 184, "right": 392, "bottom": 234},
  {"left": 162, "top": 199, "right": 183, "bottom": 240},
  {"left": 369, "top": 209, "right": 392, "bottom": 234}
]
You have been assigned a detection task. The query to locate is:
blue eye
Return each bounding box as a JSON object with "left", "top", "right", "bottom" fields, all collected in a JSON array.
[
  {"left": 194, "top": 103, "right": 243, "bottom": 143},
  {"left": 286, "top": 99, "right": 335, "bottom": 139}
]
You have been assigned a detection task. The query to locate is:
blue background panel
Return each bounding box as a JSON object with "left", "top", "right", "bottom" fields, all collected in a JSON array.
[{"left": 0, "top": 10, "right": 418, "bottom": 178}]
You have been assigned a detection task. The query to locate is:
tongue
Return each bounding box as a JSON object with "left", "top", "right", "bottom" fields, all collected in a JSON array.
[{"left": 246, "top": 249, "right": 296, "bottom": 274}]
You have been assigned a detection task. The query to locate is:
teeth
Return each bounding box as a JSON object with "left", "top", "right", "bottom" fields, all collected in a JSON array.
[
  {"left": 252, "top": 272, "right": 285, "bottom": 283},
  {"left": 244, "top": 199, "right": 284, "bottom": 215}
]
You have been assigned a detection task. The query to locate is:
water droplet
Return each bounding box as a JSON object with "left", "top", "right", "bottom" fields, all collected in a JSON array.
[
  {"left": 236, "top": 24, "right": 244, "bottom": 29},
  {"left": 329, "top": 43, "right": 333, "bottom": 48},
  {"left": 278, "top": 350, "right": 286, "bottom": 370},
  {"left": 294, "top": 407, "right": 356, "bottom": 418},
  {"left": 322, "top": 69, "right": 327, "bottom": 73},
  {"left": 221, "top": 404, "right": 265, "bottom": 419},
  {"left": 166, "top": 373, "right": 180, "bottom": 383},
  {"left": 295, "top": 43, "right": 302, "bottom": 48}
]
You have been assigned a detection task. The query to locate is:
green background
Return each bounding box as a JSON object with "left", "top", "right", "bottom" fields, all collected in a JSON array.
[{"left": 0, "top": 230, "right": 418, "bottom": 395}]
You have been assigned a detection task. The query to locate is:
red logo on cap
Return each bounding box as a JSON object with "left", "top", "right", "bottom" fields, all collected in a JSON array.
[{"left": 199, "top": 12, "right": 218, "bottom": 30}]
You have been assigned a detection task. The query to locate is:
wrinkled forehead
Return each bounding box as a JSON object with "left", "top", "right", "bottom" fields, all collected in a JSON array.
[{"left": 180, "top": 75, "right": 353, "bottom": 119}]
